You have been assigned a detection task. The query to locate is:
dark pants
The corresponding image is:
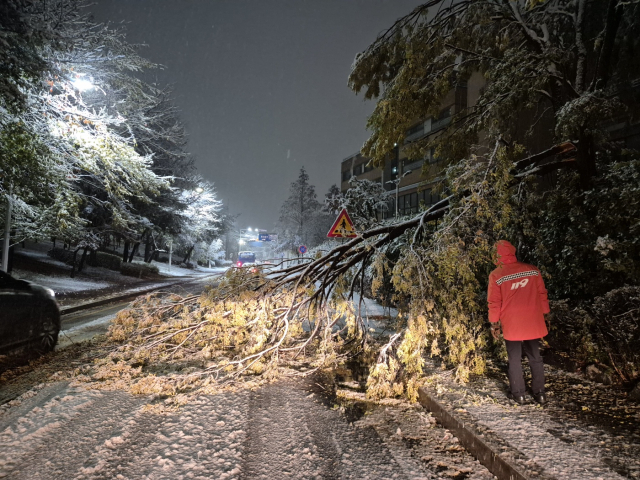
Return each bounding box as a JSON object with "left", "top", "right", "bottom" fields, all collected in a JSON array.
[{"left": 505, "top": 339, "right": 545, "bottom": 397}]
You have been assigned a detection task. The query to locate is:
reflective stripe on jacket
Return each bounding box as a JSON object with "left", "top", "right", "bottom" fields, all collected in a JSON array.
[{"left": 487, "top": 241, "right": 550, "bottom": 341}]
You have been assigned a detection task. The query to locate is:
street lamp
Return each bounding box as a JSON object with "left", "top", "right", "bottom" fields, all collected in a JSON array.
[
  {"left": 1, "top": 185, "right": 12, "bottom": 273},
  {"left": 386, "top": 169, "right": 412, "bottom": 218},
  {"left": 72, "top": 75, "right": 94, "bottom": 92}
]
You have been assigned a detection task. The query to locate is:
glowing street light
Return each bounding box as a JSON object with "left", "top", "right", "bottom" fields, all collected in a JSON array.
[
  {"left": 72, "top": 76, "right": 94, "bottom": 92},
  {"left": 194, "top": 187, "right": 204, "bottom": 194}
]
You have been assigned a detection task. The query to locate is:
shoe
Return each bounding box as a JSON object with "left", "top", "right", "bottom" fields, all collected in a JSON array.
[
  {"left": 533, "top": 392, "right": 547, "bottom": 405},
  {"left": 508, "top": 392, "right": 527, "bottom": 405}
]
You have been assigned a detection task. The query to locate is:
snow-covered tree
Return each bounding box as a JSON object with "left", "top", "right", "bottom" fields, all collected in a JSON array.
[
  {"left": 0, "top": 122, "right": 85, "bottom": 241},
  {"left": 277, "top": 167, "right": 327, "bottom": 251},
  {"left": 1, "top": 0, "right": 188, "bottom": 253},
  {"left": 325, "top": 178, "right": 389, "bottom": 231},
  {"left": 172, "top": 181, "right": 223, "bottom": 265},
  {"left": 0, "top": 0, "right": 58, "bottom": 112}
]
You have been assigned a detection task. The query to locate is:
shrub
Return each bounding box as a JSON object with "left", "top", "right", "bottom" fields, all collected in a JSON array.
[
  {"left": 549, "top": 286, "right": 640, "bottom": 382},
  {"left": 518, "top": 156, "right": 640, "bottom": 299},
  {"left": 96, "top": 252, "right": 122, "bottom": 271},
  {"left": 121, "top": 261, "right": 159, "bottom": 278}
]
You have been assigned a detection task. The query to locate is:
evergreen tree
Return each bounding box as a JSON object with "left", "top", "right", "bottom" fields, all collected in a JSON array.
[{"left": 277, "top": 167, "right": 324, "bottom": 251}]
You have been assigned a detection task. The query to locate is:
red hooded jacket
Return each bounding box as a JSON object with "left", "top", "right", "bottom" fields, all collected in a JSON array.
[{"left": 487, "top": 240, "right": 550, "bottom": 341}]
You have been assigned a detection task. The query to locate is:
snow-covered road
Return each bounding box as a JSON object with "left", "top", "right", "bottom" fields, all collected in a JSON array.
[
  {"left": 0, "top": 379, "right": 441, "bottom": 479},
  {"left": 0, "top": 373, "right": 498, "bottom": 480},
  {"left": 0, "top": 275, "right": 495, "bottom": 479}
]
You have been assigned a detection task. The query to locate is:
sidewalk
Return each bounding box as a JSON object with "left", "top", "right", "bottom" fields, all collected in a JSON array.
[
  {"left": 342, "top": 294, "right": 640, "bottom": 479},
  {"left": 417, "top": 359, "right": 640, "bottom": 479}
]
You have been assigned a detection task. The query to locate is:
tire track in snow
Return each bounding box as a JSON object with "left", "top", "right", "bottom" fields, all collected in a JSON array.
[
  {"left": 1, "top": 378, "right": 436, "bottom": 479},
  {"left": 241, "top": 377, "right": 420, "bottom": 479}
]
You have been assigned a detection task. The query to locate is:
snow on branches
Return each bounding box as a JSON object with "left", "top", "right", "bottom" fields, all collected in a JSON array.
[{"left": 1, "top": 0, "right": 214, "bottom": 251}]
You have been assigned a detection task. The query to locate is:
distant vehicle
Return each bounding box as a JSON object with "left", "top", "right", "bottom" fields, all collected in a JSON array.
[
  {"left": 236, "top": 251, "right": 256, "bottom": 267},
  {"left": 0, "top": 271, "right": 60, "bottom": 353}
]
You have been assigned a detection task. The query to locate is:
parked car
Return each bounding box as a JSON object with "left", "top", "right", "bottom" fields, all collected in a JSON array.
[{"left": 0, "top": 271, "right": 60, "bottom": 353}]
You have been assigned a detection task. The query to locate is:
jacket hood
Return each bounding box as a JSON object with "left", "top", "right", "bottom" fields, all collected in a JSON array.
[{"left": 496, "top": 240, "right": 517, "bottom": 265}]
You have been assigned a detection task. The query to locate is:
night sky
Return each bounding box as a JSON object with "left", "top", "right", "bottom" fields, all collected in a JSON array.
[{"left": 89, "top": 1, "right": 423, "bottom": 230}]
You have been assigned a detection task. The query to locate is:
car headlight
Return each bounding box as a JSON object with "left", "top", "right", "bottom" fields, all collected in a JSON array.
[{"left": 45, "top": 288, "right": 56, "bottom": 298}]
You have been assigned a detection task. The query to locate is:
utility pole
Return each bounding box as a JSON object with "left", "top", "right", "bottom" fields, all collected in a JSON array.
[
  {"left": 386, "top": 170, "right": 412, "bottom": 218},
  {"left": 2, "top": 185, "right": 12, "bottom": 273}
]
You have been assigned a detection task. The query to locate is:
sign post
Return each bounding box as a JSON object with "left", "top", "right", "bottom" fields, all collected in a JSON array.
[{"left": 327, "top": 208, "right": 357, "bottom": 238}]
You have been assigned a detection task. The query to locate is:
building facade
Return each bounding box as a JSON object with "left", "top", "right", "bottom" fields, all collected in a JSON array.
[{"left": 341, "top": 72, "right": 485, "bottom": 218}]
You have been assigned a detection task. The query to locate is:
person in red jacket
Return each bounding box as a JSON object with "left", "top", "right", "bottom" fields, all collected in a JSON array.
[{"left": 488, "top": 240, "right": 550, "bottom": 405}]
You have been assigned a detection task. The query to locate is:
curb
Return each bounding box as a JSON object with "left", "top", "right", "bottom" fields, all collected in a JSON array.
[
  {"left": 59, "top": 273, "right": 217, "bottom": 315},
  {"left": 59, "top": 282, "right": 178, "bottom": 315},
  {"left": 417, "top": 387, "right": 529, "bottom": 480}
]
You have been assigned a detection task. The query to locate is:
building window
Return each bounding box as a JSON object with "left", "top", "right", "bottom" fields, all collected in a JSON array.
[
  {"left": 403, "top": 158, "right": 423, "bottom": 172},
  {"left": 407, "top": 123, "right": 423, "bottom": 136},
  {"left": 354, "top": 163, "right": 363, "bottom": 175},
  {"left": 396, "top": 193, "right": 418, "bottom": 215},
  {"left": 406, "top": 122, "right": 425, "bottom": 142},
  {"left": 431, "top": 106, "right": 452, "bottom": 132},
  {"left": 428, "top": 147, "right": 442, "bottom": 164},
  {"left": 342, "top": 170, "right": 351, "bottom": 182},
  {"left": 410, "top": 192, "right": 418, "bottom": 213},
  {"left": 420, "top": 188, "right": 432, "bottom": 206},
  {"left": 364, "top": 162, "right": 374, "bottom": 173}
]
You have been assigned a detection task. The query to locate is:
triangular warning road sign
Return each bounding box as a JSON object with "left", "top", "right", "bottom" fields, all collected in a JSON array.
[{"left": 327, "top": 208, "right": 357, "bottom": 238}]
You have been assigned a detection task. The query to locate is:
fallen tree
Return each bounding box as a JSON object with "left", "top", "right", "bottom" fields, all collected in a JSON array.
[{"left": 83, "top": 141, "right": 582, "bottom": 401}]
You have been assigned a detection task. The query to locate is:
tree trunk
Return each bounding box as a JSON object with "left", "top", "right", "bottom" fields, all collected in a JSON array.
[
  {"left": 70, "top": 249, "right": 80, "bottom": 278},
  {"left": 145, "top": 247, "right": 156, "bottom": 264},
  {"left": 123, "top": 241, "right": 130, "bottom": 263},
  {"left": 89, "top": 249, "right": 97, "bottom": 267},
  {"left": 77, "top": 247, "right": 89, "bottom": 273},
  {"left": 129, "top": 242, "right": 140, "bottom": 263},
  {"left": 144, "top": 234, "right": 152, "bottom": 263},
  {"left": 182, "top": 245, "right": 195, "bottom": 265},
  {"left": 595, "top": 0, "right": 623, "bottom": 90}
]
